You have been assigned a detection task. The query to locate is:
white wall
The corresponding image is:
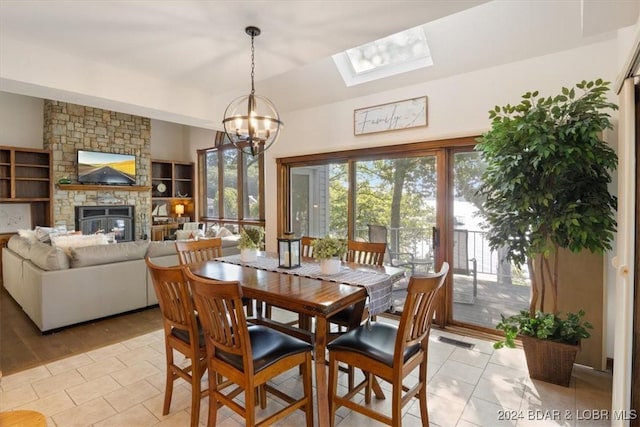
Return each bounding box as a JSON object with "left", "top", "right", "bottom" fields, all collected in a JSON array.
[
  {"left": 149, "top": 119, "right": 191, "bottom": 161},
  {"left": 0, "top": 92, "right": 43, "bottom": 148}
]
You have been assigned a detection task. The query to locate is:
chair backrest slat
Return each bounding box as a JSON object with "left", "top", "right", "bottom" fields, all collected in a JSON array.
[
  {"left": 301, "top": 236, "right": 317, "bottom": 258},
  {"left": 396, "top": 263, "right": 449, "bottom": 360},
  {"left": 146, "top": 259, "right": 197, "bottom": 330},
  {"left": 176, "top": 238, "right": 223, "bottom": 265},
  {"left": 346, "top": 240, "right": 387, "bottom": 266},
  {"left": 185, "top": 269, "right": 251, "bottom": 365}
]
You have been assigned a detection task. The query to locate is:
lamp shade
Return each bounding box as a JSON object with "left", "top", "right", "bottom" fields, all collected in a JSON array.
[
  {"left": 175, "top": 204, "right": 184, "bottom": 216},
  {"left": 278, "top": 232, "right": 301, "bottom": 269}
]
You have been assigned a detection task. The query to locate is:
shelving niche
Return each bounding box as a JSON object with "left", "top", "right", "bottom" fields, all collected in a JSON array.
[
  {"left": 151, "top": 160, "right": 194, "bottom": 229},
  {"left": 0, "top": 145, "right": 52, "bottom": 228}
]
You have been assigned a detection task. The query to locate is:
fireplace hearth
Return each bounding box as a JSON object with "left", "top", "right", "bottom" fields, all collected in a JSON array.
[{"left": 75, "top": 205, "right": 135, "bottom": 242}]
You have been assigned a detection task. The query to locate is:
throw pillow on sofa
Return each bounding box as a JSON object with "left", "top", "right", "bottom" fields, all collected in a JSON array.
[
  {"left": 29, "top": 241, "right": 70, "bottom": 271},
  {"left": 51, "top": 233, "right": 109, "bottom": 255}
]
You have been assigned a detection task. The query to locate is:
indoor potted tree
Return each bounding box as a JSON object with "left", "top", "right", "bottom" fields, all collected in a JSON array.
[
  {"left": 238, "top": 226, "right": 264, "bottom": 262},
  {"left": 476, "top": 79, "right": 618, "bottom": 386},
  {"left": 311, "top": 236, "right": 347, "bottom": 275}
]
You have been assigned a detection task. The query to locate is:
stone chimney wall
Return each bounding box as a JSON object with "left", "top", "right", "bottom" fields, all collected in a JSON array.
[{"left": 43, "top": 100, "right": 151, "bottom": 239}]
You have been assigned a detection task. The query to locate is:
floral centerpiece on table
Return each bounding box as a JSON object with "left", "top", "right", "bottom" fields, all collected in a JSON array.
[
  {"left": 238, "top": 227, "right": 264, "bottom": 262},
  {"left": 310, "top": 236, "right": 347, "bottom": 259},
  {"left": 311, "top": 236, "right": 347, "bottom": 275},
  {"left": 237, "top": 226, "right": 264, "bottom": 250}
]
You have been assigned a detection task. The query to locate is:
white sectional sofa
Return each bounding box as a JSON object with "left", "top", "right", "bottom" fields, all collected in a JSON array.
[{"left": 2, "top": 235, "right": 239, "bottom": 332}]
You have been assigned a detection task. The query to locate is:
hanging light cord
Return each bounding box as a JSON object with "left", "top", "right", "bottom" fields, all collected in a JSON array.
[{"left": 250, "top": 32, "right": 255, "bottom": 95}]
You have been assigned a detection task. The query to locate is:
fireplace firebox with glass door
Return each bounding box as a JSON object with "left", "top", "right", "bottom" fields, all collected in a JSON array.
[{"left": 75, "top": 206, "right": 135, "bottom": 242}]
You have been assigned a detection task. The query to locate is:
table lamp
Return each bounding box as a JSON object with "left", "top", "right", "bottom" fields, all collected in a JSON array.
[{"left": 175, "top": 204, "right": 184, "bottom": 217}]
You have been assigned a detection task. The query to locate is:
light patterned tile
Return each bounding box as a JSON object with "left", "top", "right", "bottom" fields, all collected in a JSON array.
[
  {"left": 51, "top": 397, "right": 117, "bottom": 426},
  {"left": 115, "top": 346, "right": 164, "bottom": 367},
  {"left": 472, "top": 376, "right": 525, "bottom": 410},
  {"left": 76, "top": 356, "right": 127, "bottom": 382},
  {"left": 86, "top": 342, "right": 130, "bottom": 361},
  {"left": 121, "top": 332, "right": 163, "bottom": 350},
  {"left": 110, "top": 360, "right": 161, "bottom": 386},
  {"left": 31, "top": 369, "right": 86, "bottom": 398},
  {"left": 427, "top": 374, "right": 476, "bottom": 405},
  {"left": 103, "top": 379, "right": 161, "bottom": 412},
  {"left": 93, "top": 403, "right": 159, "bottom": 427},
  {"left": 0, "top": 326, "right": 614, "bottom": 427},
  {"left": 460, "top": 396, "right": 518, "bottom": 427},
  {"left": 489, "top": 348, "right": 529, "bottom": 371},
  {"left": 0, "top": 383, "right": 38, "bottom": 410},
  {"left": 448, "top": 347, "right": 491, "bottom": 369},
  {"left": 0, "top": 366, "right": 51, "bottom": 391},
  {"left": 45, "top": 352, "right": 94, "bottom": 376},
  {"left": 16, "top": 391, "right": 76, "bottom": 418},
  {"left": 436, "top": 360, "right": 484, "bottom": 385},
  {"left": 66, "top": 375, "right": 122, "bottom": 405},
  {"left": 418, "top": 392, "right": 465, "bottom": 427}
]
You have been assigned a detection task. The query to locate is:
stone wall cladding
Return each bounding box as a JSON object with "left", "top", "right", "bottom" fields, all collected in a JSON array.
[{"left": 44, "top": 100, "right": 151, "bottom": 239}]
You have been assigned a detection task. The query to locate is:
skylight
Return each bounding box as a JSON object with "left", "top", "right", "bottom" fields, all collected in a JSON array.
[{"left": 333, "top": 25, "right": 433, "bottom": 87}]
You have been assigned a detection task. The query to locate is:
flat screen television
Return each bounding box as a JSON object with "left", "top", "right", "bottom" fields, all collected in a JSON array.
[{"left": 77, "top": 150, "right": 136, "bottom": 185}]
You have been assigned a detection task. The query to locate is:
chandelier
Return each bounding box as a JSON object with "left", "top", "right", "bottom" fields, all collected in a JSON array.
[{"left": 222, "top": 26, "right": 283, "bottom": 156}]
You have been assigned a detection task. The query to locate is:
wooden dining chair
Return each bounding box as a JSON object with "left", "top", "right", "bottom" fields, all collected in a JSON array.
[
  {"left": 185, "top": 268, "right": 314, "bottom": 427},
  {"left": 175, "top": 237, "right": 223, "bottom": 264},
  {"left": 345, "top": 240, "right": 387, "bottom": 266},
  {"left": 145, "top": 258, "right": 206, "bottom": 427},
  {"left": 328, "top": 240, "right": 388, "bottom": 332},
  {"left": 301, "top": 236, "right": 317, "bottom": 257},
  {"left": 327, "top": 262, "right": 449, "bottom": 427},
  {"left": 176, "top": 238, "right": 254, "bottom": 317}
]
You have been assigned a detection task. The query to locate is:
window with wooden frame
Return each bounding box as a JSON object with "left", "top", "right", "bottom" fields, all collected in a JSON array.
[{"left": 198, "top": 132, "right": 265, "bottom": 232}]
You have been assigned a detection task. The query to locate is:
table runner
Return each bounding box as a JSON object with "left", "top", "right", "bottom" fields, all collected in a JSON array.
[{"left": 216, "top": 254, "right": 403, "bottom": 317}]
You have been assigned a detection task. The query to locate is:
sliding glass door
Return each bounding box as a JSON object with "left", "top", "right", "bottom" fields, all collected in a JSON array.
[
  {"left": 450, "top": 150, "right": 530, "bottom": 328},
  {"left": 290, "top": 162, "right": 348, "bottom": 237},
  {"left": 279, "top": 137, "right": 532, "bottom": 333},
  {"left": 353, "top": 157, "right": 437, "bottom": 274}
]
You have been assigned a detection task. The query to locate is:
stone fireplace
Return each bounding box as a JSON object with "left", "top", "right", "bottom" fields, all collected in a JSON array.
[{"left": 43, "top": 101, "right": 151, "bottom": 239}]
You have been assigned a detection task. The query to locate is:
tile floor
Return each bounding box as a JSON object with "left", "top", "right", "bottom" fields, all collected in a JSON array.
[{"left": 0, "top": 311, "right": 612, "bottom": 426}]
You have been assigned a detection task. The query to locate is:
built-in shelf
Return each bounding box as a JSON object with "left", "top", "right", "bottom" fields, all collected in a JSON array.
[{"left": 56, "top": 184, "right": 151, "bottom": 192}]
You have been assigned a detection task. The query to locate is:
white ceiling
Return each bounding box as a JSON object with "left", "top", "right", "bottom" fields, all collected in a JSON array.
[{"left": 1, "top": 0, "right": 638, "bottom": 129}]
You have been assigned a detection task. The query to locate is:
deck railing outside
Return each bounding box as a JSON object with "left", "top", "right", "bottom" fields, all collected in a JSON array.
[{"left": 355, "top": 226, "right": 526, "bottom": 282}]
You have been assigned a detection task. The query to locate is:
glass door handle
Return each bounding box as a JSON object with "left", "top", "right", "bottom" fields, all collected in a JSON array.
[{"left": 432, "top": 226, "right": 440, "bottom": 249}]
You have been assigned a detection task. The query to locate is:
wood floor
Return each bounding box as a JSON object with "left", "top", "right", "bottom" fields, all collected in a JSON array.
[{"left": 0, "top": 284, "right": 163, "bottom": 376}]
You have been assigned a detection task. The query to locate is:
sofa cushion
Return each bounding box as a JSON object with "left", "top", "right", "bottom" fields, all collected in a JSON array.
[
  {"left": 29, "top": 241, "right": 70, "bottom": 271},
  {"left": 7, "top": 235, "right": 33, "bottom": 259},
  {"left": 70, "top": 241, "right": 150, "bottom": 268},
  {"left": 147, "top": 241, "right": 178, "bottom": 258}
]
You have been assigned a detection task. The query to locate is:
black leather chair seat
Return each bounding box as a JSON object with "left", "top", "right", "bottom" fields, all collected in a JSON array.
[
  {"left": 171, "top": 326, "right": 205, "bottom": 347},
  {"left": 327, "top": 322, "right": 420, "bottom": 367},
  {"left": 216, "top": 325, "right": 313, "bottom": 372}
]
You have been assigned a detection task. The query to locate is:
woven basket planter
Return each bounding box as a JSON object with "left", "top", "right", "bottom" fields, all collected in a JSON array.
[{"left": 520, "top": 335, "right": 580, "bottom": 387}]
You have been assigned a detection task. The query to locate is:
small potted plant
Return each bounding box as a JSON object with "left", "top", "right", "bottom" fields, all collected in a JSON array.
[
  {"left": 238, "top": 226, "right": 264, "bottom": 262},
  {"left": 311, "top": 236, "right": 347, "bottom": 275}
]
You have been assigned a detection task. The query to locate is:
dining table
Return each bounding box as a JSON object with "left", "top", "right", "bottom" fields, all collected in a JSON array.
[{"left": 188, "top": 252, "right": 404, "bottom": 427}]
